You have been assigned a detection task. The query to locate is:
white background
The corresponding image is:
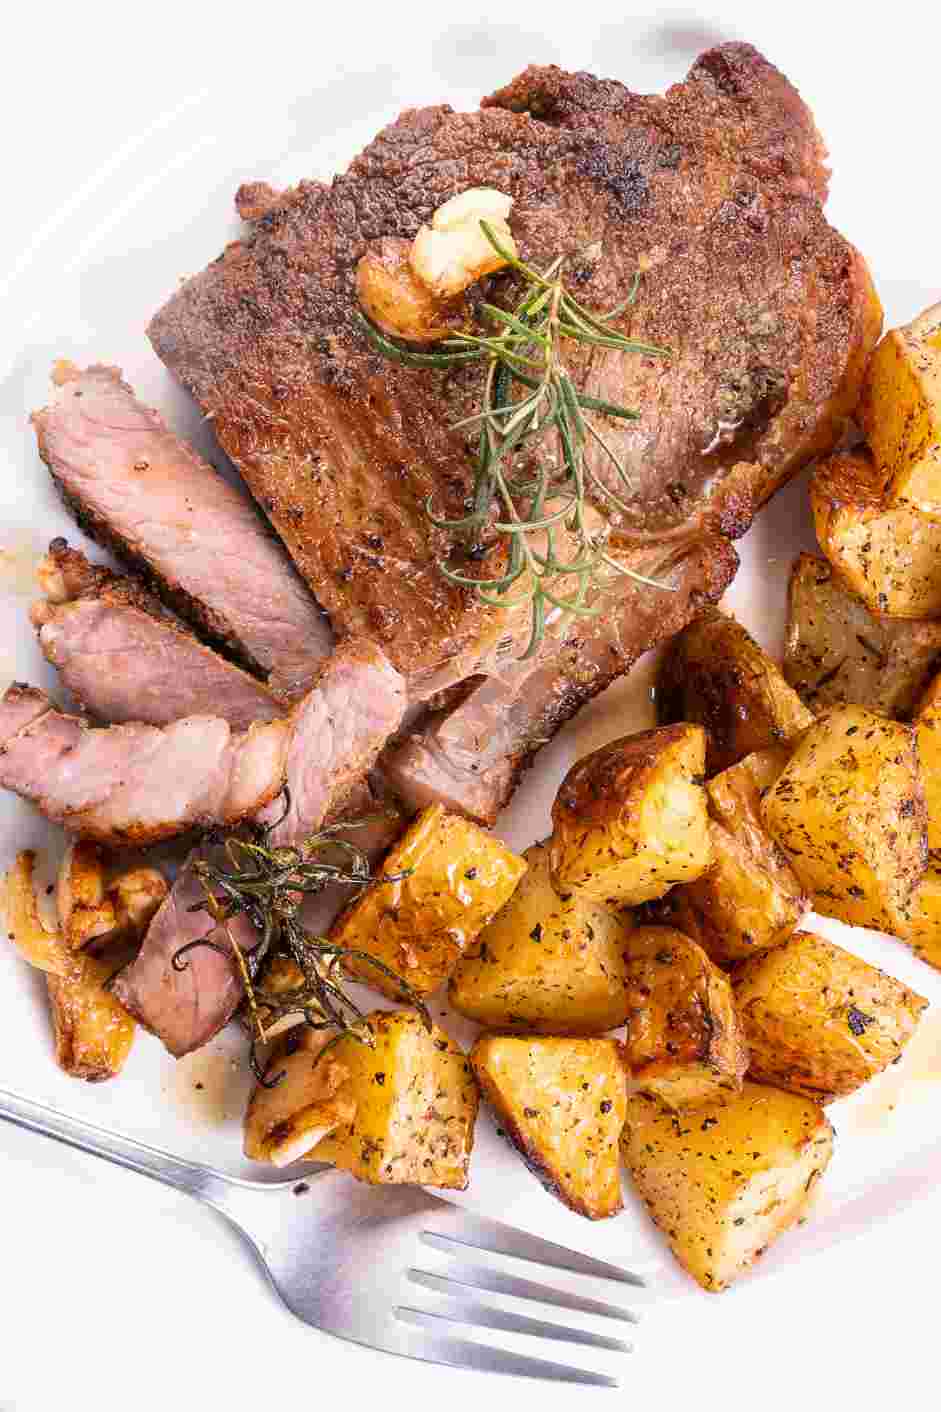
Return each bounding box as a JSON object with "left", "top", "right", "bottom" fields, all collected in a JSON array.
[{"left": 1, "top": 3, "right": 940, "bottom": 1408}]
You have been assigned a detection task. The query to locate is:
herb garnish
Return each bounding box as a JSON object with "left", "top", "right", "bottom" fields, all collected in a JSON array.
[
  {"left": 359, "top": 221, "right": 672, "bottom": 657},
  {"left": 171, "top": 792, "right": 429, "bottom": 1087}
]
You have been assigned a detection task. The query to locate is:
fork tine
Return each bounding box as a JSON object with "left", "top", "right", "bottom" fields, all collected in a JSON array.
[
  {"left": 398, "top": 1327, "right": 620, "bottom": 1387},
  {"left": 408, "top": 1263, "right": 641, "bottom": 1324},
  {"left": 421, "top": 1218, "right": 645, "bottom": 1286},
  {"left": 397, "top": 1298, "right": 633, "bottom": 1352}
]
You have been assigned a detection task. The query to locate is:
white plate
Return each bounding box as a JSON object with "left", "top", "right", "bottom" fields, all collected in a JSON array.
[{"left": 1, "top": 6, "right": 940, "bottom": 1400}]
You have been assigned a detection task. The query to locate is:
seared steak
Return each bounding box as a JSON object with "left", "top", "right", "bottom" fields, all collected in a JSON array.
[
  {"left": 148, "top": 42, "right": 880, "bottom": 698},
  {"left": 110, "top": 639, "right": 407, "bottom": 1055},
  {"left": 33, "top": 541, "right": 283, "bottom": 731},
  {"left": 384, "top": 534, "right": 737, "bottom": 823},
  {"left": 31, "top": 363, "right": 333, "bottom": 701}
]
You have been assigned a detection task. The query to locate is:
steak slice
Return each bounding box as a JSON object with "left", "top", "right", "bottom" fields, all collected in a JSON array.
[
  {"left": 32, "top": 541, "right": 284, "bottom": 731},
  {"left": 383, "top": 534, "right": 737, "bottom": 823},
  {"left": 148, "top": 42, "right": 880, "bottom": 694},
  {"left": 110, "top": 639, "right": 407, "bottom": 1055},
  {"left": 31, "top": 363, "right": 333, "bottom": 701}
]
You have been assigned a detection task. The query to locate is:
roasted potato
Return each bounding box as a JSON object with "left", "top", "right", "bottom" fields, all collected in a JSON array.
[
  {"left": 311, "top": 1011, "right": 478, "bottom": 1188},
  {"left": 733, "top": 931, "right": 928, "bottom": 1102},
  {"left": 705, "top": 745, "right": 792, "bottom": 855},
  {"left": 622, "top": 926, "right": 748, "bottom": 1107},
  {"left": 622, "top": 1082, "right": 834, "bottom": 1292},
  {"left": 656, "top": 612, "right": 813, "bottom": 774},
  {"left": 899, "top": 866, "right": 941, "bottom": 972},
  {"left": 858, "top": 302, "right": 941, "bottom": 516},
  {"left": 784, "top": 552, "right": 941, "bottom": 718},
  {"left": 471, "top": 1034, "right": 626, "bottom": 1219},
  {"left": 448, "top": 840, "right": 634, "bottom": 1033},
  {"left": 244, "top": 1027, "right": 357, "bottom": 1166},
  {"left": 811, "top": 449, "right": 941, "bottom": 618},
  {"left": 550, "top": 724, "right": 711, "bottom": 907},
  {"left": 331, "top": 803, "right": 527, "bottom": 999},
  {"left": 915, "top": 671, "right": 941, "bottom": 859},
  {"left": 57, "top": 840, "right": 167, "bottom": 951},
  {"left": 2, "top": 851, "right": 136, "bottom": 1081},
  {"left": 761, "top": 705, "right": 927, "bottom": 933}
]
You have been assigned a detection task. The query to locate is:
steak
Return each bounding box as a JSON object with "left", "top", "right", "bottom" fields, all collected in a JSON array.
[
  {"left": 383, "top": 535, "right": 737, "bottom": 823},
  {"left": 31, "top": 363, "right": 333, "bottom": 701},
  {"left": 148, "top": 42, "right": 881, "bottom": 698},
  {"left": 110, "top": 639, "right": 407, "bottom": 1055},
  {"left": 33, "top": 541, "right": 284, "bottom": 731}
]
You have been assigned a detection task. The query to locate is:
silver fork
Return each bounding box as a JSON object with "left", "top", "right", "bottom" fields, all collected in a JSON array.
[{"left": 0, "top": 1085, "right": 644, "bottom": 1386}]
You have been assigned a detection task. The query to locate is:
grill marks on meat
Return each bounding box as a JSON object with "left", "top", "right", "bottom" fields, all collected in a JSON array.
[
  {"left": 32, "top": 541, "right": 284, "bottom": 731},
  {"left": 108, "top": 640, "right": 407, "bottom": 1056},
  {"left": 147, "top": 42, "right": 880, "bottom": 691},
  {"left": 31, "top": 363, "right": 333, "bottom": 701},
  {"left": 383, "top": 535, "right": 738, "bottom": 824}
]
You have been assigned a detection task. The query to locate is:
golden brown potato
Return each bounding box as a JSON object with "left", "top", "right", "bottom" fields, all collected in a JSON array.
[
  {"left": 858, "top": 303, "right": 941, "bottom": 516},
  {"left": 761, "top": 706, "right": 927, "bottom": 932},
  {"left": 471, "top": 1034, "right": 627, "bottom": 1219},
  {"left": 448, "top": 840, "right": 634, "bottom": 1033},
  {"left": 331, "top": 803, "right": 527, "bottom": 999},
  {"left": 2, "top": 851, "right": 135, "bottom": 1081},
  {"left": 622, "top": 1082, "right": 834, "bottom": 1292},
  {"left": 621, "top": 926, "right": 748, "bottom": 1108},
  {"left": 811, "top": 449, "right": 941, "bottom": 618},
  {"left": 656, "top": 612, "right": 813, "bottom": 774},
  {"left": 312, "top": 1011, "right": 478, "bottom": 1188},
  {"left": 899, "top": 866, "right": 941, "bottom": 972},
  {"left": 550, "top": 724, "right": 711, "bottom": 907},
  {"left": 676, "top": 820, "right": 806, "bottom": 966},
  {"left": 915, "top": 673, "right": 941, "bottom": 860},
  {"left": 784, "top": 552, "right": 941, "bottom": 718},
  {"left": 244, "top": 1027, "right": 357, "bottom": 1166},
  {"left": 705, "top": 746, "right": 792, "bottom": 855},
  {"left": 733, "top": 931, "right": 928, "bottom": 1102},
  {"left": 57, "top": 841, "right": 167, "bottom": 951}
]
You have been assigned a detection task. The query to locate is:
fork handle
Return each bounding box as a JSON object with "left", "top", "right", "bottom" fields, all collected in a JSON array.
[{"left": 0, "top": 1084, "right": 241, "bottom": 1205}]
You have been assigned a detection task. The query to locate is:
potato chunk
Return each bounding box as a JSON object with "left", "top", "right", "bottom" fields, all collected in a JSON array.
[
  {"left": 471, "top": 1035, "right": 626, "bottom": 1219},
  {"left": 312, "top": 1012, "right": 478, "bottom": 1188},
  {"left": 622, "top": 1082, "right": 834, "bottom": 1292},
  {"left": 656, "top": 612, "right": 812, "bottom": 774},
  {"left": 761, "top": 706, "right": 927, "bottom": 932},
  {"left": 811, "top": 449, "right": 941, "bottom": 618},
  {"left": 57, "top": 840, "right": 167, "bottom": 951},
  {"left": 622, "top": 926, "right": 748, "bottom": 1108},
  {"left": 550, "top": 725, "right": 711, "bottom": 907},
  {"left": 784, "top": 553, "right": 941, "bottom": 718},
  {"left": 859, "top": 303, "right": 941, "bottom": 516},
  {"left": 331, "top": 803, "right": 527, "bottom": 998},
  {"left": 899, "top": 866, "right": 941, "bottom": 972},
  {"left": 448, "top": 840, "right": 634, "bottom": 1033},
  {"left": 244, "top": 1027, "right": 357, "bottom": 1166},
  {"left": 733, "top": 931, "right": 928, "bottom": 1102},
  {"left": 915, "top": 671, "right": 941, "bottom": 860}
]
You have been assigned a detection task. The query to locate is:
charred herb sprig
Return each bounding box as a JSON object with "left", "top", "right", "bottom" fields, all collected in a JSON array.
[
  {"left": 172, "top": 793, "right": 429, "bottom": 1087},
  {"left": 359, "top": 222, "right": 673, "bottom": 657}
]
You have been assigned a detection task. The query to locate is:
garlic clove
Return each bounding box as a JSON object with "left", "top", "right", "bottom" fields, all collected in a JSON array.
[{"left": 432, "top": 187, "right": 514, "bottom": 232}]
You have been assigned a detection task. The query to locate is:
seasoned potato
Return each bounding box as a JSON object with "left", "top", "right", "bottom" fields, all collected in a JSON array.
[
  {"left": 2, "top": 851, "right": 135, "bottom": 1081},
  {"left": 676, "top": 820, "right": 806, "bottom": 965},
  {"left": 57, "top": 840, "right": 166, "bottom": 951},
  {"left": 915, "top": 671, "right": 941, "bottom": 860},
  {"left": 312, "top": 1011, "right": 478, "bottom": 1188},
  {"left": 811, "top": 449, "right": 941, "bottom": 618},
  {"left": 448, "top": 840, "right": 634, "bottom": 1033},
  {"left": 734, "top": 931, "right": 928, "bottom": 1102},
  {"left": 550, "top": 724, "right": 711, "bottom": 907},
  {"left": 622, "top": 1082, "right": 834, "bottom": 1292},
  {"left": 622, "top": 926, "right": 748, "bottom": 1107},
  {"left": 859, "top": 302, "right": 941, "bottom": 516},
  {"left": 331, "top": 803, "right": 527, "bottom": 998},
  {"left": 656, "top": 612, "right": 813, "bottom": 774},
  {"left": 761, "top": 706, "right": 927, "bottom": 932},
  {"left": 899, "top": 866, "right": 941, "bottom": 972},
  {"left": 705, "top": 745, "right": 792, "bottom": 855},
  {"left": 471, "top": 1034, "right": 626, "bottom": 1219},
  {"left": 245, "top": 1027, "right": 357, "bottom": 1166},
  {"left": 784, "top": 552, "right": 941, "bottom": 718}
]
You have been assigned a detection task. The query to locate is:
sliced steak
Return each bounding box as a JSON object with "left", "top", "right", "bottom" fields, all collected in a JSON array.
[
  {"left": 0, "top": 686, "right": 290, "bottom": 845},
  {"left": 384, "top": 535, "right": 737, "bottom": 823},
  {"left": 148, "top": 42, "right": 880, "bottom": 697},
  {"left": 109, "top": 639, "right": 407, "bottom": 1055},
  {"left": 33, "top": 541, "right": 283, "bottom": 730},
  {"left": 31, "top": 363, "right": 333, "bottom": 701}
]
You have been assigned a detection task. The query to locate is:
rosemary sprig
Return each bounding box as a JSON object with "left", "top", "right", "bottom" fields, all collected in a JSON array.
[
  {"left": 358, "top": 221, "right": 673, "bottom": 657},
  {"left": 171, "top": 793, "right": 428, "bottom": 1087}
]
